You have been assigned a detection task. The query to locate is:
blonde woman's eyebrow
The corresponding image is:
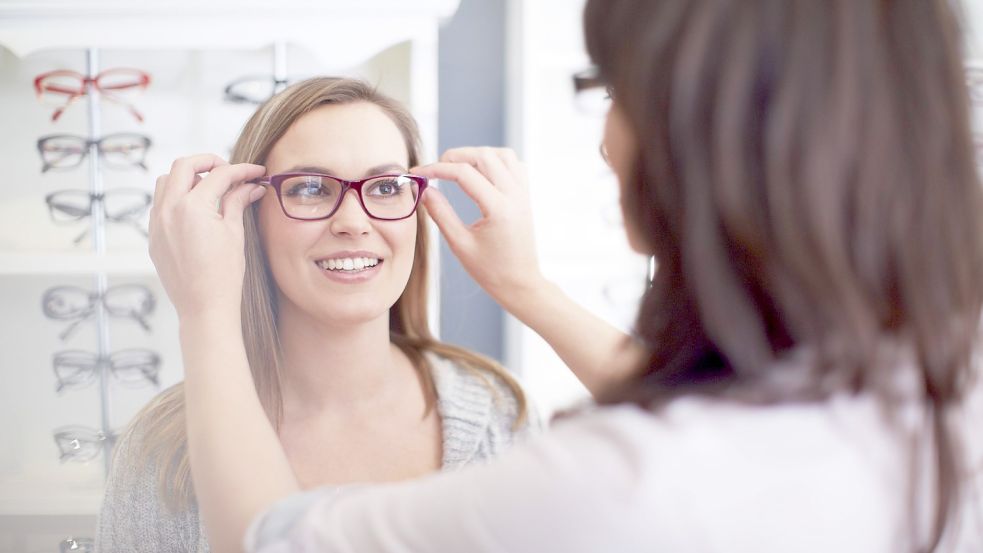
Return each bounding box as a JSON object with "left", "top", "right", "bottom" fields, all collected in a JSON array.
[{"left": 282, "top": 163, "right": 409, "bottom": 177}]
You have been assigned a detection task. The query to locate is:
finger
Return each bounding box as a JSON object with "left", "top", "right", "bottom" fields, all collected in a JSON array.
[
  {"left": 421, "top": 187, "right": 471, "bottom": 252},
  {"left": 188, "top": 163, "right": 267, "bottom": 207},
  {"left": 409, "top": 162, "right": 501, "bottom": 218},
  {"left": 492, "top": 148, "right": 529, "bottom": 191},
  {"left": 165, "top": 154, "right": 230, "bottom": 197},
  {"left": 153, "top": 174, "right": 167, "bottom": 210},
  {"left": 440, "top": 147, "right": 518, "bottom": 194},
  {"left": 221, "top": 183, "right": 267, "bottom": 224}
]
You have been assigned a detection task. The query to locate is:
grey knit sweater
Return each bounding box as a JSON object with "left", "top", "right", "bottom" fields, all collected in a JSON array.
[{"left": 95, "top": 353, "right": 541, "bottom": 553}]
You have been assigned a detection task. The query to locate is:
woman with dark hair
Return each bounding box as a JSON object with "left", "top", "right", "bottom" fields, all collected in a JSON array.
[{"left": 149, "top": 0, "right": 983, "bottom": 551}]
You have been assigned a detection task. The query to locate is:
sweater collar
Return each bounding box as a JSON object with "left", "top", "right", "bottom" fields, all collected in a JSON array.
[{"left": 427, "top": 353, "right": 492, "bottom": 469}]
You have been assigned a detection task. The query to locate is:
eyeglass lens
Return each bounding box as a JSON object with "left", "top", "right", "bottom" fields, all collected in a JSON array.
[{"left": 278, "top": 175, "right": 421, "bottom": 220}]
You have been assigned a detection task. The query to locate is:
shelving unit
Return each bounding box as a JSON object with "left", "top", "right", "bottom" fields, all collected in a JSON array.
[{"left": 0, "top": 2, "right": 458, "bottom": 551}]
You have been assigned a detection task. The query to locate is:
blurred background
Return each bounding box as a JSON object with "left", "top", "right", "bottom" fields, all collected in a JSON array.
[{"left": 0, "top": 0, "right": 980, "bottom": 550}]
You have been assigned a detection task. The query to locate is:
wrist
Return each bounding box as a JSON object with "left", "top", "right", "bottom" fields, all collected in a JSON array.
[
  {"left": 179, "top": 307, "right": 242, "bottom": 339},
  {"left": 495, "top": 273, "right": 560, "bottom": 321}
]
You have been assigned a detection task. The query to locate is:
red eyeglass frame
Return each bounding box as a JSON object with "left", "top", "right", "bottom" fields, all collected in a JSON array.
[{"left": 34, "top": 68, "right": 151, "bottom": 123}]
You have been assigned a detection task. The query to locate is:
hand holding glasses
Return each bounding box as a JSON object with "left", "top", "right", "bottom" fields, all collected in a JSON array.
[
  {"left": 34, "top": 68, "right": 150, "bottom": 123},
  {"left": 254, "top": 172, "right": 428, "bottom": 221},
  {"left": 38, "top": 133, "right": 151, "bottom": 173},
  {"left": 42, "top": 284, "right": 155, "bottom": 341},
  {"left": 53, "top": 349, "right": 160, "bottom": 392}
]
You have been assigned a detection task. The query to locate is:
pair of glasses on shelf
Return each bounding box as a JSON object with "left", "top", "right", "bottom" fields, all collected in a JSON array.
[
  {"left": 53, "top": 349, "right": 160, "bottom": 393},
  {"left": 37, "top": 133, "right": 152, "bottom": 173},
  {"left": 45, "top": 189, "right": 151, "bottom": 245},
  {"left": 42, "top": 284, "right": 155, "bottom": 341},
  {"left": 34, "top": 68, "right": 150, "bottom": 123},
  {"left": 224, "top": 75, "right": 293, "bottom": 104},
  {"left": 255, "top": 173, "right": 428, "bottom": 221},
  {"left": 53, "top": 425, "right": 115, "bottom": 463},
  {"left": 59, "top": 537, "right": 93, "bottom": 553}
]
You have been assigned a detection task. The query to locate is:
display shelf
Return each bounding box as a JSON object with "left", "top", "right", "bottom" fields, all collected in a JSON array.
[
  {"left": 0, "top": 0, "right": 458, "bottom": 72},
  {"left": 0, "top": 251, "right": 154, "bottom": 276},
  {"left": 0, "top": 1, "right": 456, "bottom": 537}
]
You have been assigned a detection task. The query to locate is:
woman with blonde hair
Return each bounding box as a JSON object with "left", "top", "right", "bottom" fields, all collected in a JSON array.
[{"left": 95, "top": 77, "right": 542, "bottom": 552}]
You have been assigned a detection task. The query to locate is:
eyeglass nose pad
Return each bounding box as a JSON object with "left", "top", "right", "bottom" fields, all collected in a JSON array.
[{"left": 329, "top": 188, "right": 373, "bottom": 230}]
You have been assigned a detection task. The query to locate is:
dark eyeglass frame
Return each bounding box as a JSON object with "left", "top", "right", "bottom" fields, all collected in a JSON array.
[
  {"left": 52, "top": 348, "right": 161, "bottom": 393},
  {"left": 42, "top": 283, "right": 155, "bottom": 341},
  {"left": 37, "top": 133, "right": 152, "bottom": 173},
  {"left": 223, "top": 75, "right": 293, "bottom": 104},
  {"left": 44, "top": 188, "right": 152, "bottom": 245},
  {"left": 254, "top": 172, "right": 429, "bottom": 221},
  {"left": 34, "top": 68, "right": 150, "bottom": 123}
]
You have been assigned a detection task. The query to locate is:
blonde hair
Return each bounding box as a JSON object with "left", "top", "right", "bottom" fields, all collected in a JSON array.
[{"left": 126, "top": 77, "right": 528, "bottom": 512}]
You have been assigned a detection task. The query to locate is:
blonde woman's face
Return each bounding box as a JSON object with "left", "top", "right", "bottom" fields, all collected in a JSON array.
[{"left": 258, "top": 102, "right": 417, "bottom": 326}]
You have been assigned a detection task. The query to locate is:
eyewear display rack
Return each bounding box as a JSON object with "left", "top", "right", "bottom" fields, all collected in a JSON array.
[
  {"left": 0, "top": 2, "right": 458, "bottom": 551},
  {"left": 79, "top": 47, "right": 115, "bottom": 478}
]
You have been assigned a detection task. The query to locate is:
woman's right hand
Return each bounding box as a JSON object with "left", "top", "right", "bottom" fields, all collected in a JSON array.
[
  {"left": 148, "top": 154, "right": 267, "bottom": 323},
  {"left": 412, "top": 147, "right": 548, "bottom": 309}
]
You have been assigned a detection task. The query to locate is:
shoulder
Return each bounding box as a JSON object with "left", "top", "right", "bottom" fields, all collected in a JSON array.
[
  {"left": 96, "top": 385, "right": 204, "bottom": 552},
  {"left": 536, "top": 398, "right": 903, "bottom": 552},
  {"left": 425, "top": 352, "right": 543, "bottom": 467}
]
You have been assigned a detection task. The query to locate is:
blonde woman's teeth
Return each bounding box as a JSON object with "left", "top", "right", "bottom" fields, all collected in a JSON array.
[{"left": 318, "top": 257, "right": 380, "bottom": 271}]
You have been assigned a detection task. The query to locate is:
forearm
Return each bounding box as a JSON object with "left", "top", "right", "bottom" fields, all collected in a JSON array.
[
  {"left": 180, "top": 311, "right": 299, "bottom": 553},
  {"left": 499, "top": 278, "right": 648, "bottom": 398}
]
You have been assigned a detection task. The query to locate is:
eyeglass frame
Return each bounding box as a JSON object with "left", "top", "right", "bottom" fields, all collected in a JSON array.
[
  {"left": 41, "top": 283, "right": 155, "bottom": 341},
  {"left": 33, "top": 68, "right": 150, "bottom": 123},
  {"left": 254, "top": 172, "right": 429, "bottom": 221},
  {"left": 52, "top": 425, "right": 116, "bottom": 463},
  {"left": 223, "top": 75, "right": 292, "bottom": 104},
  {"left": 59, "top": 537, "right": 94, "bottom": 553},
  {"left": 44, "top": 188, "right": 152, "bottom": 245},
  {"left": 37, "top": 133, "right": 152, "bottom": 173},
  {"left": 52, "top": 348, "right": 161, "bottom": 393}
]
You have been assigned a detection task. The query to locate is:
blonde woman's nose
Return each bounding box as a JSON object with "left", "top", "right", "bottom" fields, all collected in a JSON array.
[{"left": 328, "top": 189, "right": 372, "bottom": 235}]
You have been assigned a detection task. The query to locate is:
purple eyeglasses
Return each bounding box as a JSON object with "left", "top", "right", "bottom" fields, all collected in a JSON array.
[{"left": 254, "top": 172, "right": 428, "bottom": 221}]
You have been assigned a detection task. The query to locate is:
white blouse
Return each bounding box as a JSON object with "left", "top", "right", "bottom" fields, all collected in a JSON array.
[{"left": 246, "top": 359, "right": 983, "bottom": 553}]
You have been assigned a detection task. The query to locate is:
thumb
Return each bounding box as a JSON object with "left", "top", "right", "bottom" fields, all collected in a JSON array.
[
  {"left": 222, "top": 184, "right": 266, "bottom": 223},
  {"left": 422, "top": 187, "right": 470, "bottom": 250}
]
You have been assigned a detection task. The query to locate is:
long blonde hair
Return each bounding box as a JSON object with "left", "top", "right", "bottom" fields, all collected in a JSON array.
[{"left": 127, "top": 77, "right": 527, "bottom": 511}]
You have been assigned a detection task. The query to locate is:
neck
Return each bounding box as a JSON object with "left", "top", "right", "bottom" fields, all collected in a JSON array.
[{"left": 275, "top": 299, "right": 410, "bottom": 421}]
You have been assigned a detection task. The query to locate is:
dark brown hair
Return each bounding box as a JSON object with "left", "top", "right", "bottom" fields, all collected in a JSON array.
[{"left": 585, "top": 0, "right": 983, "bottom": 549}]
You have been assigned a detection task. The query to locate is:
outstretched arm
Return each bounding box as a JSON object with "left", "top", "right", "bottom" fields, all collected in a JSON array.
[
  {"left": 149, "top": 154, "right": 299, "bottom": 553},
  {"left": 413, "top": 148, "right": 649, "bottom": 398}
]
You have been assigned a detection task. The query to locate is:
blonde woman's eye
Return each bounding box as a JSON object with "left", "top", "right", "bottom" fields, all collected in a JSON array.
[{"left": 366, "top": 179, "right": 404, "bottom": 197}]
